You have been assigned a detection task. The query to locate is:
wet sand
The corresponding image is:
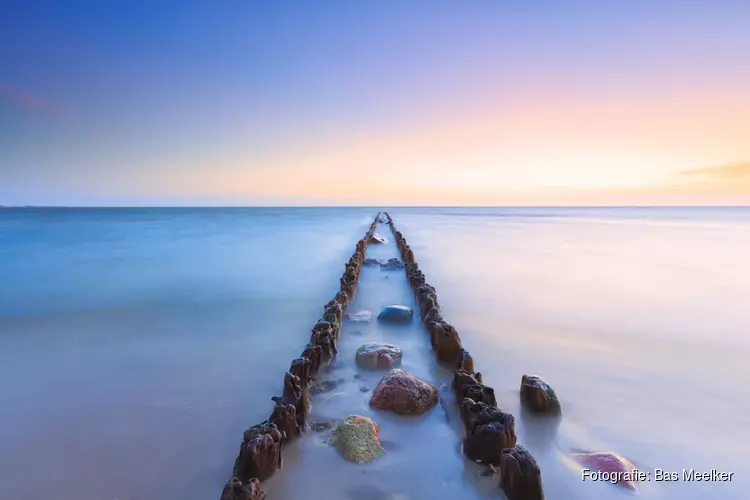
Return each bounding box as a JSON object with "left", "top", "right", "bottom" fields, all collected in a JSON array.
[{"left": 262, "top": 219, "right": 499, "bottom": 500}]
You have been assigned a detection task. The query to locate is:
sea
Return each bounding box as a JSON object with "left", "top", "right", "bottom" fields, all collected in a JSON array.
[{"left": 0, "top": 207, "right": 747, "bottom": 500}]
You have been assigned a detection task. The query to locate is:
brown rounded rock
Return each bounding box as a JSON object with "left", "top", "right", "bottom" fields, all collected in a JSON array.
[
  {"left": 571, "top": 452, "right": 639, "bottom": 491},
  {"left": 369, "top": 369, "right": 438, "bottom": 415},
  {"left": 355, "top": 342, "right": 403, "bottom": 369},
  {"left": 520, "top": 374, "right": 561, "bottom": 414}
]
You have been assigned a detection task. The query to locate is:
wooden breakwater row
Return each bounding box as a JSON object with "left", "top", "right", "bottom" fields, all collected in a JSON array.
[
  {"left": 219, "top": 214, "right": 382, "bottom": 500},
  {"left": 384, "top": 213, "right": 546, "bottom": 500}
]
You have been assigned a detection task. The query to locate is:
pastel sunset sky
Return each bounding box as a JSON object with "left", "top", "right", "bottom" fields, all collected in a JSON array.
[{"left": 2, "top": 1, "right": 749, "bottom": 206}]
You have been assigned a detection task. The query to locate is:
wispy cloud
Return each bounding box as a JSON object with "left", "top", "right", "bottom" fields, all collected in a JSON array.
[
  {"left": 0, "top": 84, "right": 65, "bottom": 112},
  {"left": 677, "top": 161, "right": 750, "bottom": 180}
]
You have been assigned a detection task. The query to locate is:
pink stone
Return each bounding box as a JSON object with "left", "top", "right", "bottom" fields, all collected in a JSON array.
[
  {"left": 572, "top": 452, "right": 640, "bottom": 491},
  {"left": 369, "top": 369, "right": 438, "bottom": 415}
]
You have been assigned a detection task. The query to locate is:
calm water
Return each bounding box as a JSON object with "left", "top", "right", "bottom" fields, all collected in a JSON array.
[{"left": 0, "top": 207, "right": 748, "bottom": 500}]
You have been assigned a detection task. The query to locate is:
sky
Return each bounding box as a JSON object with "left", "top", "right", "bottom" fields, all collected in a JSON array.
[{"left": 1, "top": 0, "right": 749, "bottom": 206}]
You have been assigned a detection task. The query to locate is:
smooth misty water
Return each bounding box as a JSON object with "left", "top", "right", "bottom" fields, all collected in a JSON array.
[{"left": 0, "top": 207, "right": 748, "bottom": 500}]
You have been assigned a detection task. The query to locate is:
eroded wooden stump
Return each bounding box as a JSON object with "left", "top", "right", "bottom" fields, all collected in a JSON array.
[
  {"left": 219, "top": 477, "right": 266, "bottom": 500},
  {"left": 233, "top": 423, "right": 283, "bottom": 483},
  {"left": 498, "top": 445, "right": 544, "bottom": 500}
]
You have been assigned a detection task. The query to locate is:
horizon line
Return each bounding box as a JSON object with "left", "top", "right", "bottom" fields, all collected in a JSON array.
[{"left": 2, "top": 204, "right": 749, "bottom": 209}]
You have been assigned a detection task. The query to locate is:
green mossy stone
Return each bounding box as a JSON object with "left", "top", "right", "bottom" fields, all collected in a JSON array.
[{"left": 331, "top": 415, "right": 385, "bottom": 463}]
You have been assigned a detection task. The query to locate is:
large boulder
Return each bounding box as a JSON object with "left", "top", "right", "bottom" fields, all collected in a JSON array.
[
  {"left": 377, "top": 305, "right": 413, "bottom": 323},
  {"left": 572, "top": 452, "right": 639, "bottom": 491},
  {"left": 219, "top": 477, "right": 266, "bottom": 500},
  {"left": 331, "top": 415, "right": 384, "bottom": 463},
  {"left": 520, "top": 375, "right": 561, "bottom": 414},
  {"left": 369, "top": 369, "right": 438, "bottom": 415},
  {"left": 498, "top": 446, "right": 544, "bottom": 500},
  {"left": 356, "top": 342, "right": 403, "bottom": 369}
]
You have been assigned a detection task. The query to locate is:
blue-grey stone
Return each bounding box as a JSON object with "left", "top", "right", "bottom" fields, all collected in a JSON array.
[{"left": 377, "top": 305, "right": 413, "bottom": 323}]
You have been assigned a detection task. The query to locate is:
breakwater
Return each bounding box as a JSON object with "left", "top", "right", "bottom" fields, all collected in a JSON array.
[
  {"left": 386, "top": 213, "right": 547, "bottom": 500},
  {"left": 220, "top": 212, "right": 554, "bottom": 500},
  {"left": 218, "top": 214, "right": 382, "bottom": 500}
]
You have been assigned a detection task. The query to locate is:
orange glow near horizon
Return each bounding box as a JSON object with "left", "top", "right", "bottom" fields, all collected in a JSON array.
[{"left": 134, "top": 87, "right": 750, "bottom": 206}]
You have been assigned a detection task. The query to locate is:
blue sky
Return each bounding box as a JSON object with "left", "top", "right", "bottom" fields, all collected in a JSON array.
[{"left": 2, "top": 1, "right": 749, "bottom": 205}]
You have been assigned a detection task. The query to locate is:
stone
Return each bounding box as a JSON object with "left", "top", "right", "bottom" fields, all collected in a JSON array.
[
  {"left": 499, "top": 446, "right": 545, "bottom": 500},
  {"left": 461, "top": 399, "right": 517, "bottom": 465},
  {"left": 355, "top": 342, "right": 403, "bottom": 369},
  {"left": 571, "top": 452, "right": 639, "bottom": 491},
  {"left": 346, "top": 310, "right": 372, "bottom": 323},
  {"left": 369, "top": 369, "right": 438, "bottom": 415},
  {"left": 363, "top": 258, "right": 383, "bottom": 266},
  {"left": 220, "top": 477, "right": 266, "bottom": 500},
  {"left": 232, "top": 423, "right": 283, "bottom": 483},
  {"left": 377, "top": 305, "right": 414, "bottom": 323},
  {"left": 520, "top": 374, "right": 561, "bottom": 414},
  {"left": 331, "top": 415, "right": 384, "bottom": 463},
  {"left": 369, "top": 233, "right": 389, "bottom": 244},
  {"left": 380, "top": 258, "right": 405, "bottom": 270}
]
